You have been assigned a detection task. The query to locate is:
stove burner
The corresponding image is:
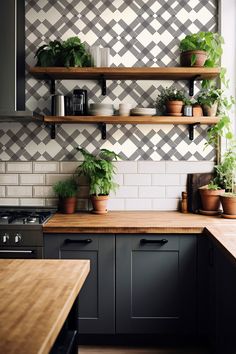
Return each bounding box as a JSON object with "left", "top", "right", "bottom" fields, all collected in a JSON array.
[
  {"left": 1, "top": 214, "right": 10, "bottom": 220},
  {"left": 27, "top": 217, "right": 37, "bottom": 223},
  {"left": 0, "top": 209, "right": 53, "bottom": 225}
]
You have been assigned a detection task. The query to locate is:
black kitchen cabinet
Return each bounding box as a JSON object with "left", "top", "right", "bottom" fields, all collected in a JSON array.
[
  {"left": 44, "top": 234, "right": 115, "bottom": 334},
  {"left": 116, "top": 234, "right": 197, "bottom": 334}
]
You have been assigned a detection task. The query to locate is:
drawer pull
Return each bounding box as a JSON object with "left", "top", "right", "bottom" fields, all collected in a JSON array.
[
  {"left": 140, "top": 239, "right": 168, "bottom": 245},
  {"left": 64, "top": 238, "right": 92, "bottom": 244}
]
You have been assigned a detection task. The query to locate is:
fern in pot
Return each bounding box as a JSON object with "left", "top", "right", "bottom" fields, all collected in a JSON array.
[
  {"left": 76, "top": 147, "right": 120, "bottom": 214},
  {"left": 155, "top": 87, "right": 187, "bottom": 116},
  {"left": 53, "top": 178, "right": 78, "bottom": 214}
]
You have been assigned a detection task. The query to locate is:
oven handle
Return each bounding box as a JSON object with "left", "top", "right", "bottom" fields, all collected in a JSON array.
[{"left": 0, "top": 250, "right": 34, "bottom": 254}]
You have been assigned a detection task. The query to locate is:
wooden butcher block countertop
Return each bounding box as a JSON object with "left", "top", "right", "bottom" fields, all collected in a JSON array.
[
  {"left": 0, "top": 259, "right": 90, "bottom": 354},
  {"left": 43, "top": 211, "right": 236, "bottom": 261}
]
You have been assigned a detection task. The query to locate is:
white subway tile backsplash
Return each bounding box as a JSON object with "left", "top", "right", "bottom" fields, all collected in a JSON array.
[
  {"left": 115, "top": 161, "right": 137, "bottom": 173},
  {"left": 33, "top": 162, "right": 59, "bottom": 173},
  {"left": 152, "top": 174, "right": 180, "bottom": 186},
  {"left": 138, "top": 161, "right": 165, "bottom": 173},
  {"left": 20, "top": 198, "right": 45, "bottom": 206},
  {"left": 45, "top": 198, "right": 58, "bottom": 207},
  {"left": 0, "top": 187, "right": 5, "bottom": 197},
  {"left": 110, "top": 186, "right": 138, "bottom": 198},
  {"left": 7, "top": 186, "right": 32, "bottom": 198},
  {"left": 124, "top": 174, "right": 151, "bottom": 186},
  {"left": 20, "top": 174, "right": 45, "bottom": 185},
  {"left": 0, "top": 198, "right": 19, "bottom": 206},
  {"left": 33, "top": 186, "right": 54, "bottom": 198},
  {"left": 0, "top": 174, "right": 18, "bottom": 185},
  {"left": 153, "top": 198, "right": 180, "bottom": 211},
  {"left": 180, "top": 174, "right": 188, "bottom": 186},
  {"left": 60, "top": 161, "right": 79, "bottom": 173},
  {"left": 108, "top": 198, "right": 125, "bottom": 210},
  {"left": 46, "top": 174, "right": 72, "bottom": 185},
  {"left": 6, "top": 162, "right": 32, "bottom": 173},
  {"left": 125, "top": 199, "right": 152, "bottom": 210},
  {"left": 0, "top": 163, "right": 5, "bottom": 173},
  {"left": 139, "top": 186, "right": 165, "bottom": 198},
  {"left": 114, "top": 174, "right": 123, "bottom": 185},
  {"left": 166, "top": 186, "right": 186, "bottom": 199},
  {"left": 166, "top": 161, "right": 215, "bottom": 174}
]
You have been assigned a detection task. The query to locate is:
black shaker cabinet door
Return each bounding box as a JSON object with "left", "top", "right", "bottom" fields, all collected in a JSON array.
[{"left": 116, "top": 234, "right": 197, "bottom": 334}]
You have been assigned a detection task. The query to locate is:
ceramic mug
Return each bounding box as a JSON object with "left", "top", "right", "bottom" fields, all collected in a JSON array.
[{"left": 119, "top": 103, "right": 131, "bottom": 116}]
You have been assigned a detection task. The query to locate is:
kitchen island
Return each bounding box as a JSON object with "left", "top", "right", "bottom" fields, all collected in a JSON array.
[{"left": 0, "top": 259, "right": 90, "bottom": 354}]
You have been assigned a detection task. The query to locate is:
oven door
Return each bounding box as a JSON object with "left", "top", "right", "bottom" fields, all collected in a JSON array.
[{"left": 0, "top": 246, "right": 43, "bottom": 259}]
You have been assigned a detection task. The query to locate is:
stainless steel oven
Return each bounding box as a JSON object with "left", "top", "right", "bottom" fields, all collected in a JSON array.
[{"left": 0, "top": 207, "right": 54, "bottom": 259}]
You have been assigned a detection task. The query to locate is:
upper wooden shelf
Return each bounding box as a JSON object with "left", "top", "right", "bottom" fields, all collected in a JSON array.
[
  {"left": 29, "top": 67, "right": 221, "bottom": 81},
  {"left": 41, "top": 115, "right": 220, "bottom": 125}
]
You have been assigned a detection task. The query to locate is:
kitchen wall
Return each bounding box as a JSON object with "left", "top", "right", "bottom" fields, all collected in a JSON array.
[{"left": 0, "top": 0, "right": 218, "bottom": 209}]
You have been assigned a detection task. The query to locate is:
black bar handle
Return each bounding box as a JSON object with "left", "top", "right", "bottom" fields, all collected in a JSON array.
[
  {"left": 140, "top": 239, "right": 168, "bottom": 245},
  {"left": 64, "top": 238, "right": 92, "bottom": 244}
]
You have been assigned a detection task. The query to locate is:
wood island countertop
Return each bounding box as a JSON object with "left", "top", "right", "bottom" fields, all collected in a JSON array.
[
  {"left": 43, "top": 211, "right": 236, "bottom": 261},
  {"left": 0, "top": 259, "right": 90, "bottom": 354}
]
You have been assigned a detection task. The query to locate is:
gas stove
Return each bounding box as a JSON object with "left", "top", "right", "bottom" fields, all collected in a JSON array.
[{"left": 0, "top": 207, "right": 56, "bottom": 259}]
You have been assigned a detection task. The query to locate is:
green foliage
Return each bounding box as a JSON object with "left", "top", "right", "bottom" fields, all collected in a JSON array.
[
  {"left": 197, "top": 87, "right": 222, "bottom": 107},
  {"left": 155, "top": 87, "right": 187, "bottom": 114},
  {"left": 35, "top": 37, "right": 91, "bottom": 67},
  {"left": 207, "top": 181, "right": 221, "bottom": 190},
  {"left": 76, "top": 148, "right": 120, "bottom": 196},
  {"left": 179, "top": 32, "right": 224, "bottom": 67},
  {"left": 212, "top": 146, "right": 236, "bottom": 192},
  {"left": 53, "top": 178, "right": 78, "bottom": 198}
]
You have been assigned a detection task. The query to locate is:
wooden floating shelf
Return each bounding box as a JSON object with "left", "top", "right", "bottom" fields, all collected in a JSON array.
[
  {"left": 29, "top": 67, "right": 221, "bottom": 81},
  {"left": 42, "top": 115, "right": 220, "bottom": 125}
]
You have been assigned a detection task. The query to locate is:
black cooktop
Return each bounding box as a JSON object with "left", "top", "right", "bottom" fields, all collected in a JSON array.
[{"left": 0, "top": 207, "right": 55, "bottom": 225}]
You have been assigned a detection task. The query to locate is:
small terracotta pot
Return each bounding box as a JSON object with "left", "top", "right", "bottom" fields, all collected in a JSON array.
[
  {"left": 91, "top": 195, "right": 109, "bottom": 214},
  {"left": 180, "top": 50, "right": 207, "bottom": 67},
  {"left": 192, "top": 104, "right": 203, "bottom": 117},
  {"left": 220, "top": 195, "right": 236, "bottom": 215},
  {"left": 59, "top": 197, "right": 77, "bottom": 214},
  {"left": 199, "top": 188, "right": 225, "bottom": 211},
  {"left": 202, "top": 102, "right": 218, "bottom": 117},
  {"left": 166, "top": 100, "right": 183, "bottom": 116}
]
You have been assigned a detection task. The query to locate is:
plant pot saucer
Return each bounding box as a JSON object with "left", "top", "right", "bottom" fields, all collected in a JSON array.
[
  {"left": 221, "top": 213, "right": 236, "bottom": 219},
  {"left": 91, "top": 209, "right": 108, "bottom": 215},
  {"left": 166, "top": 112, "right": 183, "bottom": 116},
  {"left": 199, "top": 209, "right": 222, "bottom": 216}
]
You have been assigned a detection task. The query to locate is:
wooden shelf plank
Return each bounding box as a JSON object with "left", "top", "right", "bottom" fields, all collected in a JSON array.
[
  {"left": 29, "top": 66, "right": 221, "bottom": 81},
  {"left": 42, "top": 115, "right": 220, "bottom": 125}
]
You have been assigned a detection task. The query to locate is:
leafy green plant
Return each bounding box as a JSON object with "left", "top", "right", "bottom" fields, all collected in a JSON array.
[
  {"left": 179, "top": 32, "right": 224, "bottom": 67},
  {"left": 197, "top": 87, "right": 222, "bottom": 108},
  {"left": 35, "top": 37, "right": 91, "bottom": 67},
  {"left": 76, "top": 147, "right": 120, "bottom": 196},
  {"left": 155, "top": 87, "right": 187, "bottom": 114},
  {"left": 53, "top": 178, "right": 78, "bottom": 198}
]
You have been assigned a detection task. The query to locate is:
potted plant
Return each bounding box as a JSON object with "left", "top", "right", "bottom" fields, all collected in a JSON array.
[
  {"left": 198, "top": 181, "right": 225, "bottom": 214},
  {"left": 197, "top": 87, "right": 222, "bottom": 116},
  {"left": 155, "top": 87, "right": 187, "bottom": 116},
  {"left": 76, "top": 147, "right": 120, "bottom": 214},
  {"left": 35, "top": 36, "right": 91, "bottom": 67},
  {"left": 179, "top": 31, "right": 223, "bottom": 67},
  {"left": 53, "top": 178, "right": 78, "bottom": 214}
]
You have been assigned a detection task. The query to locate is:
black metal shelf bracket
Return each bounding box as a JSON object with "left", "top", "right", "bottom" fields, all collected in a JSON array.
[
  {"left": 189, "top": 75, "right": 200, "bottom": 96},
  {"left": 50, "top": 123, "right": 56, "bottom": 139},
  {"left": 188, "top": 122, "right": 200, "bottom": 141},
  {"left": 100, "top": 75, "right": 107, "bottom": 96},
  {"left": 50, "top": 79, "right": 55, "bottom": 94},
  {"left": 99, "top": 123, "right": 107, "bottom": 139}
]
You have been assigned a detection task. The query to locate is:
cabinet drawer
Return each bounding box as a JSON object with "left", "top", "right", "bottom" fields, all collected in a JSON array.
[
  {"left": 119, "top": 234, "right": 180, "bottom": 251},
  {"left": 59, "top": 234, "right": 99, "bottom": 251}
]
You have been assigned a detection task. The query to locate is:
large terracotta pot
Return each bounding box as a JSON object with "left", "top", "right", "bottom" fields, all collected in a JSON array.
[
  {"left": 59, "top": 197, "right": 77, "bottom": 214},
  {"left": 166, "top": 100, "right": 183, "bottom": 116},
  {"left": 180, "top": 50, "right": 207, "bottom": 67},
  {"left": 199, "top": 188, "right": 225, "bottom": 211},
  {"left": 202, "top": 102, "right": 218, "bottom": 117},
  {"left": 220, "top": 194, "right": 236, "bottom": 216},
  {"left": 91, "top": 195, "right": 109, "bottom": 214}
]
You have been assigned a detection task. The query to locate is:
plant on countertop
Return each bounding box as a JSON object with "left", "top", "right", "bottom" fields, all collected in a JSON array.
[
  {"left": 179, "top": 31, "right": 224, "bottom": 67},
  {"left": 155, "top": 87, "right": 187, "bottom": 115},
  {"left": 75, "top": 147, "right": 120, "bottom": 214},
  {"left": 53, "top": 177, "right": 78, "bottom": 214},
  {"left": 35, "top": 37, "right": 91, "bottom": 67}
]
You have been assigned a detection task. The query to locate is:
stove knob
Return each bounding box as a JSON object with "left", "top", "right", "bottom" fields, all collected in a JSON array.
[
  {"left": 15, "top": 234, "right": 22, "bottom": 243},
  {"left": 2, "top": 233, "right": 9, "bottom": 243}
]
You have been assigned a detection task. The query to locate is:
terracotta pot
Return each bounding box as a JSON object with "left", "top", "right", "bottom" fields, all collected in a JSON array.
[
  {"left": 220, "top": 195, "right": 236, "bottom": 215},
  {"left": 202, "top": 102, "right": 218, "bottom": 117},
  {"left": 199, "top": 188, "right": 225, "bottom": 211},
  {"left": 180, "top": 50, "right": 207, "bottom": 67},
  {"left": 166, "top": 100, "right": 183, "bottom": 116},
  {"left": 59, "top": 197, "right": 77, "bottom": 214},
  {"left": 91, "top": 195, "right": 109, "bottom": 214},
  {"left": 192, "top": 104, "right": 203, "bottom": 117}
]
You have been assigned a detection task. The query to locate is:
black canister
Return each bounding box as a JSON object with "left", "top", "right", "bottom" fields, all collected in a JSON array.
[{"left": 72, "top": 89, "right": 88, "bottom": 115}]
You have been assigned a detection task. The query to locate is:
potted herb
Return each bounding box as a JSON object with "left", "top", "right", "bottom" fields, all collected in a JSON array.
[
  {"left": 53, "top": 178, "right": 78, "bottom": 214},
  {"left": 35, "top": 36, "right": 91, "bottom": 67},
  {"left": 155, "top": 87, "right": 187, "bottom": 116},
  {"left": 76, "top": 147, "right": 120, "bottom": 214},
  {"left": 197, "top": 87, "right": 222, "bottom": 116},
  {"left": 198, "top": 181, "right": 225, "bottom": 214},
  {"left": 179, "top": 32, "right": 223, "bottom": 67}
]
